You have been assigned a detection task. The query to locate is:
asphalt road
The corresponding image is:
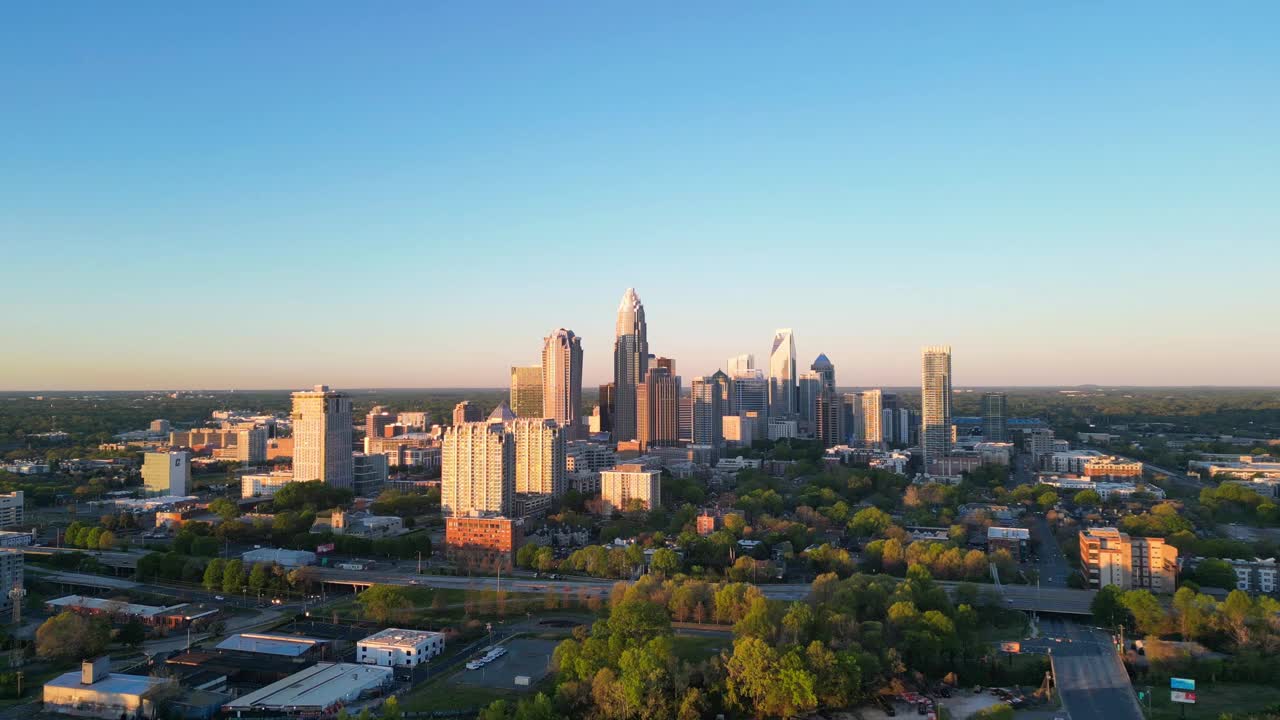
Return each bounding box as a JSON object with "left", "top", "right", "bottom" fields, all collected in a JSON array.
[
  {"left": 1032, "top": 516, "right": 1071, "bottom": 589},
  {"left": 1036, "top": 618, "right": 1142, "bottom": 720}
]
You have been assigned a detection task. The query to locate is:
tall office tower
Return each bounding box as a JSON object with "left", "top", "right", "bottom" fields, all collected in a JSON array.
[
  {"left": 731, "top": 369, "right": 770, "bottom": 439},
  {"left": 921, "top": 346, "right": 954, "bottom": 464},
  {"left": 797, "top": 371, "right": 823, "bottom": 427},
  {"left": 542, "top": 328, "right": 584, "bottom": 437},
  {"left": 898, "top": 408, "right": 917, "bottom": 446},
  {"left": 510, "top": 366, "right": 544, "bottom": 418},
  {"left": 981, "top": 392, "right": 1009, "bottom": 442},
  {"left": 769, "top": 329, "right": 797, "bottom": 417},
  {"left": 142, "top": 451, "right": 191, "bottom": 495},
  {"left": 291, "top": 385, "right": 354, "bottom": 489},
  {"left": 727, "top": 353, "right": 755, "bottom": 377},
  {"left": 636, "top": 366, "right": 679, "bottom": 450},
  {"left": 850, "top": 389, "right": 884, "bottom": 447},
  {"left": 814, "top": 389, "right": 845, "bottom": 448},
  {"left": 511, "top": 418, "right": 566, "bottom": 497},
  {"left": 711, "top": 370, "right": 731, "bottom": 414},
  {"left": 678, "top": 396, "right": 694, "bottom": 443},
  {"left": 452, "top": 401, "right": 483, "bottom": 426},
  {"left": 612, "top": 288, "right": 649, "bottom": 443},
  {"left": 366, "top": 405, "right": 395, "bottom": 440},
  {"left": 598, "top": 383, "right": 615, "bottom": 433},
  {"left": 691, "top": 375, "right": 724, "bottom": 450},
  {"left": 811, "top": 354, "right": 836, "bottom": 390},
  {"left": 441, "top": 421, "right": 515, "bottom": 517}
]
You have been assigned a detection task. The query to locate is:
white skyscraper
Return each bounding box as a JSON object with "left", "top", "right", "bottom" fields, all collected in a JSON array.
[
  {"left": 727, "top": 353, "right": 755, "bottom": 377},
  {"left": 769, "top": 329, "right": 797, "bottom": 417},
  {"left": 921, "top": 346, "right": 953, "bottom": 464},
  {"left": 442, "top": 422, "right": 515, "bottom": 517},
  {"left": 612, "top": 289, "right": 648, "bottom": 442},
  {"left": 512, "top": 417, "right": 566, "bottom": 497},
  {"left": 850, "top": 389, "right": 884, "bottom": 447},
  {"left": 541, "top": 328, "right": 583, "bottom": 437},
  {"left": 291, "top": 385, "right": 354, "bottom": 489}
]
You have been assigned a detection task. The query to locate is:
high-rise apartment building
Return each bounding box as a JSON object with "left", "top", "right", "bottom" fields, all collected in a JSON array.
[
  {"left": 441, "top": 422, "right": 515, "bottom": 518},
  {"left": 612, "top": 288, "right": 648, "bottom": 443},
  {"left": 981, "top": 392, "right": 1009, "bottom": 443},
  {"left": 396, "top": 412, "right": 430, "bottom": 432},
  {"left": 678, "top": 396, "right": 694, "bottom": 444},
  {"left": 143, "top": 451, "right": 192, "bottom": 496},
  {"left": 727, "top": 353, "right": 755, "bottom": 377},
  {"left": 452, "top": 401, "right": 483, "bottom": 427},
  {"left": 597, "top": 383, "right": 615, "bottom": 434},
  {"left": 0, "top": 549, "right": 23, "bottom": 614},
  {"left": 600, "top": 464, "right": 661, "bottom": 514},
  {"left": 1079, "top": 527, "right": 1178, "bottom": 593},
  {"left": 691, "top": 375, "right": 724, "bottom": 450},
  {"left": 636, "top": 366, "right": 679, "bottom": 450},
  {"left": 731, "top": 370, "right": 770, "bottom": 440},
  {"left": 849, "top": 389, "right": 883, "bottom": 447},
  {"left": 366, "top": 406, "right": 395, "bottom": 441},
  {"left": 292, "top": 386, "right": 354, "bottom": 489},
  {"left": 511, "top": 418, "right": 565, "bottom": 497},
  {"left": 815, "top": 389, "right": 845, "bottom": 448},
  {"left": 769, "top": 329, "right": 797, "bottom": 418},
  {"left": 0, "top": 492, "right": 22, "bottom": 528},
  {"left": 542, "top": 329, "right": 583, "bottom": 438},
  {"left": 921, "top": 346, "right": 953, "bottom": 464},
  {"left": 510, "top": 366, "right": 544, "bottom": 418}
]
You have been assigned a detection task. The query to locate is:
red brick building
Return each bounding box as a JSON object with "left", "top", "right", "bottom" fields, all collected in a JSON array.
[{"left": 445, "top": 516, "right": 524, "bottom": 571}]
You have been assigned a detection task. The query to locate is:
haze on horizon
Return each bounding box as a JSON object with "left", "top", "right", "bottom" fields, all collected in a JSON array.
[{"left": 2, "top": 4, "right": 1277, "bottom": 391}]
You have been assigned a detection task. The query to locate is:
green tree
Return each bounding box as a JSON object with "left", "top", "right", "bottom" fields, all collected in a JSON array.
[
  {"left": 848, "top": 507, "right": 892, "bottom": 537},
  {"left": 248, "top": 563, "right": 271, "bottom": 596},
  {"left": 1193, "top": 558, "right": 1237, "bottom": 589},
  {"left": 118, "top": 620, "right": 146, "bottom": 647},
  {"left": 36, "top": 612, "right": 110, "bottom": 661},
  {"left": 202, "top": 558, "right": 225, "bottom": 591},
  {"left": 649, "top": 548, "right": 680, "bottom": 578},
  {"left": 1121, "top": 590, "right": 1167, "bottom": 636},
  {"left": 209, "top": 497, "right": 241, "bottom": 522},
  {"left": 1073, "top": 489, "right": 1102, "bottom": 507},
  {"left": 1091, "top": 585, "right": 1127, "bottom": 628},
  {"left": 358, "top": 584, "right": 414, "bottom": 624},
  {"left": 221, "top": 559, "right": 245, "bottom": 594}
]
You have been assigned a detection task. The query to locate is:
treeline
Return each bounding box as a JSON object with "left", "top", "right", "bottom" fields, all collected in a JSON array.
[{"left": 480, "top": 567, "right": 1037, "bottom": 720}]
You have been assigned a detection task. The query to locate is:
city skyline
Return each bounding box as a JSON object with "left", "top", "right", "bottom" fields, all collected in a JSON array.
[{"left": 3, "top": 5, "right": 1278, "bottom": 390}]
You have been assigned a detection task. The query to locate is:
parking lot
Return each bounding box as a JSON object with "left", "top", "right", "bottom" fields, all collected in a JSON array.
[{"left": 450, "top": 638, "right": 557, "bottom": 691}]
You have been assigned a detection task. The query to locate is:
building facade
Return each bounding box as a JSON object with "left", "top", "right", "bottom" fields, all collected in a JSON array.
[
  {"left": 511, "top": 418, "right": 566, "bottom": 497},
  {"left": 509, "top": 365, "right": 544, "bottom": 419},
  {"left": 291, "top": 385, "right": 354, "bottom": 489},
  {"left": 814, "top": 389, "right": 844, "bottom": 448},
  {"left": 597, "top": 383, "right": 615, "bottom": 434},
  {"left": 768, "top": 329, "right": 797, "bottom": 418},
  {"left": 142, "top": 452, "right": 190, "bottom": 496},
  {"left": 612, "top": 288, "right": 649, "bottom": 443},
  {"left": 441, "top": 422, "right": 515, "bottom": 518},
  {"left": 849, "top": 389, "right": 883, "bottom": 447},
  {"left": 921, "top": 346, "right": 953, "bottom": 464},
  {"left": 635, "top": 366, "right": 679, "bottom": 450},
  {"left": 357, "top": 628, "right": 446, "bottom": 668},
  {"left": 452, "top": 401, "right": 483, "bottom": 426},
  {"left": 600, "top": 464, "right": 661, "bottom": 514},
  {"left": 1079, "top": 527, "right": 1178, "bottom": 593},
  {"left": 691, "top": 375, "right": 724, "bottom": 451},
  {"left": 541, "top": 328, "right": 583, "bottom": 437},
  {"left": 981, "top": 392, "right": 1008, "bottom": 442}
]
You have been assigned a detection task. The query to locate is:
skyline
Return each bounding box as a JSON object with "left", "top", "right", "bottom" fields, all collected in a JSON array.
[{"left": 3, "top": 4, "right": 1278, "bottom": 389}]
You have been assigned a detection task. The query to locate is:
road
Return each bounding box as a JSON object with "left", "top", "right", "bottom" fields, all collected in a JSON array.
[
  {"left": 1143, "top": 461, "right": 1201, "bottom": 490},
  {"left": 1031, "top": 516, "right": 1071, "bottom": 589},
  {"left": 1031, "top": 618, "right": 1142, "bottom": 720}
]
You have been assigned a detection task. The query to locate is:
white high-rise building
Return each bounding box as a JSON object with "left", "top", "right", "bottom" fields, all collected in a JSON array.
[
  {"left": 726, "top": 353, "right": 755, "bottom": 377},
  {"left": 0, "top": 492, "right": 24, "bottom": 528},
  {"left": 142, "top": 451, "right": 191, "bottom": 496},
  {"left": 921, "top": 346, "right": 953, "bottom": 464},
  {"left": 541, "top": 329, "right": 583, "bottom": 438},
  {"left": 291, "top": 385, "right": 354, "bottom": 489},
  {"left": 512, "top": 418, "right": 566, "bottom": 497},
  {"left": 600, "top": 464, "right": 661, "bottom": 514},
  {"left": 850, "top": 389, "right": 884, "bottom": 447},
  {"left": 769, "top": 329, "right": 797, "bottom": 418},
  {"left": 612, "top": 289, "right": 648, "bottom": 443},
  {"left": 442, "top": 422, "right": 515, "bottom": 518}
]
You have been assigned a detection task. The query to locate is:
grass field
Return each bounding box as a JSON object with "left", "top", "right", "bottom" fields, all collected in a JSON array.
[
  {"left": 1148, "top": 682, "right": 1280, "bottom": 720},
  {"left": 400, "top": 682, "right": 521, "bottom": 713},
  {"left": 671, "top": 635, "right": 728, "bottom": 661}
]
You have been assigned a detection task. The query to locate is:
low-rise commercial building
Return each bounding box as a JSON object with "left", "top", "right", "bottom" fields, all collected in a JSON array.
[
  {"left": 356, "top": 628, "right": 445, "bottom": 667},
  {"left": 45, "top": 595, "right": 214, "bottom": 628},
  {"left": 445, "top": 516, "right": 523, "bottom": 571},
  {"left": 215, "top": 633, "right": 327, "bottom": 659},
  {"left": 222, "top": 663, "right": 393, "bottom": 716},
  {"left": 987, "top": 527, "right": 1030, "bottom": 560},
  {"left": 44, "top": 658, "right": 172, "bottom": 720},
  {"left": 241, "top": 472, "right": 296, "bottom": 499},
  {"left": 240, "top": 548, "right": 316, "bottom": 567}
]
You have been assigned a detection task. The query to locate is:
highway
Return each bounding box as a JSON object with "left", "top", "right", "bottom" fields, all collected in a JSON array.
[{"left": 1032, "top": 618, "right": 1142, "bottom": 720}]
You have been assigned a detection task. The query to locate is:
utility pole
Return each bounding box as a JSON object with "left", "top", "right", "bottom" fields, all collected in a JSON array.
[{"left": 417, "top": 551, "right": 422, "bottom": 575}]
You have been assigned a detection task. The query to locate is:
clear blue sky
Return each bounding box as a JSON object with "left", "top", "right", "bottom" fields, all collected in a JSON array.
[{"left": 2, "top": 2, "right": 1277, "bottom": 390}]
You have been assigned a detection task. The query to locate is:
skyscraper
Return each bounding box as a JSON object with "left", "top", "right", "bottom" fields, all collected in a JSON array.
[
  {"left": 441, "top": 421, "right": 515, "bottom": 518},
  {"left": 727, "top": 353, "right": 755, "bottom": 377},
  {"left": 691, "top": 375, "right": 724, "bottom": 450},
  {"left": 810, "top": 354, "right": 835, "bottom": 390},
  {"left": 452, "top": 401, "right": 483, "bottom": 426},
  {"left": 849, "top": 389, "right": 884, "bottom": 447},
  {"left": 598, "top": 383, "right": 615, "bottom": 433},
  {"left": 731, "top": 369, "right": 770, "bottom": 440},
  {"left": 769, "top": 329, "right": 797, "bottom": 417},
  {"left": 511, "top": 418, "right": 565, "bottom": 497},
  {"left": 797, "top": 371, "right": 823, "bottom": 427},
  {"left": 291, "top": 385, "right": 354, "bottom": 489},
  {"left": 636, "top": 365, "right": 679, "bottom": 450},
  {"left": 366, "top": 405, "right": 395, "bottom": 440},
  {"left": 678, "top": 396, "right": 694, "bottom": 444},
  {"left": 815, "top": 389, "right": 844, "bottom": 448},
  {"left": 542, "top": 328, "right": 583, "bottom": 437},
  {"left": 921, "top": 346, "right": 954, "bottom": 464},
  {"left": 612, "top": 288, "right": 648, "bottom": 443},
  {"left": 982, "top": 392, "right": 1009, "bottom": 442},
  {"left": 510, "top": 366, "right": 543, "bottom": 418}
]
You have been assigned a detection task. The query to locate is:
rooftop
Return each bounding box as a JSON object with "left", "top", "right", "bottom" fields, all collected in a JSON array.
[
  {"left": 988, "top": 527, "right": 1031, "bottom": 540},
  {"left": 359, "top": 628, "right": 445, "bottom": 647},
  {"left": 47, "top": 595, "right": 184, "bottom": 618},
  {"left": 45, "top": 669, "right": 167, "bottom": 696},
  {"left": 222, "top": 663, "right": 393, "bottom": 711},
  {"left": 215, "top": 633, "right": 325, "bottom": 657}
]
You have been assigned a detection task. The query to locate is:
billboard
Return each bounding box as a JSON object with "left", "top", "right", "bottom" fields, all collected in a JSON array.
[
  {"left": 316, "top": 543, "right": 336, "bottom": 554},
  {"left": 999, "top": 642, "right": 1021, "bottom": 653},
  {"left": 1170, "top": 678, "right": 1196, "bottom": 691},
  {"left": 1170, "top": 691, "right": 1196, "bottom": 704}
]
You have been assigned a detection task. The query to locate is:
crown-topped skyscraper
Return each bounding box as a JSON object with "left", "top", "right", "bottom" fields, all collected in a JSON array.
[{"left": 612, "top": 288, "right": 648, "bottom": 443}]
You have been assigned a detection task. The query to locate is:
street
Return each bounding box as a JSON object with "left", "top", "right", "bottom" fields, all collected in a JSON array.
[{"left": 1032, "top": 618, "right": 1142, "bottom": 720}]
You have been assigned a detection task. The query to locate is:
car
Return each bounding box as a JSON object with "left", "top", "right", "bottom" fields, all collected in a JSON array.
[
  {"left": 466, "top": 661, "right": 482, "bottom": 670},
  {"left": 214, "top": 595, "right": 225, "bottom": 600}
]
